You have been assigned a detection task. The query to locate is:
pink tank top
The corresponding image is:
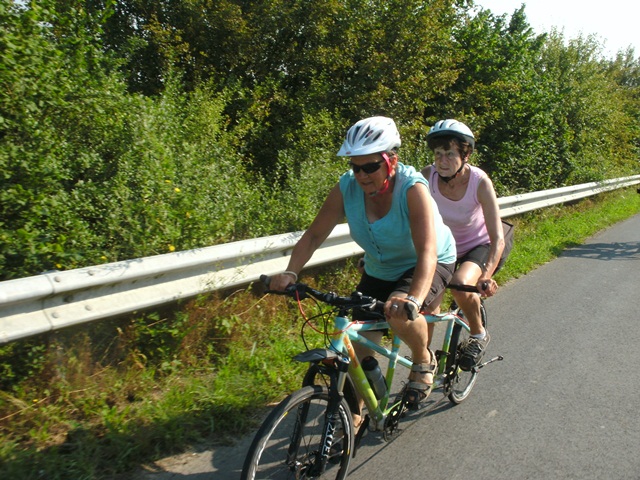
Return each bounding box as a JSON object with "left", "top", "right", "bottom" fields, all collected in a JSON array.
[{"left": 429, "top": 165, "right": 490, "bottom": 257}]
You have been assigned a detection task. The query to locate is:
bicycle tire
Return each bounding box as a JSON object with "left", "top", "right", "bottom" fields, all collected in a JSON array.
[
  {"left": 241, "top": 385, "right": 354, "bottom": 480},
  {"left": 447, "top": 301, "right": 487, "bottom": 404}
]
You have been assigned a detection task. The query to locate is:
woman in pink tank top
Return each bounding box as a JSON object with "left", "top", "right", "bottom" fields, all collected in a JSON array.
[{"left": 421, "top": 119, "right": 512, "bottom": 371}]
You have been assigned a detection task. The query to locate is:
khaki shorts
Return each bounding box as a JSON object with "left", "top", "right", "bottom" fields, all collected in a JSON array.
[{"left": 354, "top": 261, "right": 455, "bottom": 317}]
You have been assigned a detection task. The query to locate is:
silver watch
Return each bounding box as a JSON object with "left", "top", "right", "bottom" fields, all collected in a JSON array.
[{"left": 406, "top": 295, "right": 422, "bottom": 307}]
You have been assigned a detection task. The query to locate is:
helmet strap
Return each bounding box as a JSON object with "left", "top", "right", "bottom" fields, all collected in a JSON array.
[
  {"left": 438, "top": 162, "right": 466, "bottom": 183},
  {"left": 370, "top": 152, "right": 393, "bottom": 196}
]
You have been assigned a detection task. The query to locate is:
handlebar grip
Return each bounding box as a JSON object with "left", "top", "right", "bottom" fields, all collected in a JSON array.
[
  {"left": 448, "top": 283, "right": 480, "bottom": 293},
  {"left": 449, "top": 282, "right": 492, "bottom": 293},
  {"left": 404, "top": 302, "right": 419, "bottom": 321}
]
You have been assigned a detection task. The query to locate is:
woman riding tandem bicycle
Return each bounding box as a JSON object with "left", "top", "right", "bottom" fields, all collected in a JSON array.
[
  {"left": 422, "top": 119, "right": 514, "bottom": 371},
  {"left": 270, "top": 116, "right": 456, "bottom": 408}
]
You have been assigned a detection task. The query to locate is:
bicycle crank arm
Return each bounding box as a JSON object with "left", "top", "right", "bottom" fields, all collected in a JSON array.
[
  {"left": 473, "top": 355, "right": 504, "bottom": 371},
  {"left": 352, "top": 414, "right": 370, "bottom": 457}
]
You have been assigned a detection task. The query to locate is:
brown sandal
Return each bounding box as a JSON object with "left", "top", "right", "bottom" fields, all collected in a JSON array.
[{"left": 404, "top": 349, "right": 437, "bottom": 408}]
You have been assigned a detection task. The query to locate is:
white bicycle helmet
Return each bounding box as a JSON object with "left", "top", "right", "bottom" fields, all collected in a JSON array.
[
  {"left": 427, "top": 119, "right": 475, "bottom": 148},
  {"left": 337, "top": 116, "right": 401, "bottom": 156}
]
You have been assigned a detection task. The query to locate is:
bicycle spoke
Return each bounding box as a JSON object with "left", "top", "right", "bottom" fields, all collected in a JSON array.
[{"left": 242, "top": 386, "right": 353, "bottom": 479}]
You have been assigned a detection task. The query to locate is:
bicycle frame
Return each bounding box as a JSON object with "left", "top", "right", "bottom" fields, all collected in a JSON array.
[{"left": 326, "top": 309, "right": 470, "bottom": 430}]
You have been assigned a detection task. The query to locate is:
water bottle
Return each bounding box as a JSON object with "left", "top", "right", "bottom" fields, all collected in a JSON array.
[{"left": 362, "top": 356, "right": 387, "bottom": 400}]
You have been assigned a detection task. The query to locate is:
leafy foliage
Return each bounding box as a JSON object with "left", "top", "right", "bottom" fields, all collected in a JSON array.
[{"left": 2, "top": 0, "right": 639, "bottom": 279}]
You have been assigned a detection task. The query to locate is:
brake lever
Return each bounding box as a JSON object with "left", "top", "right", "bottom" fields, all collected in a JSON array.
[{"left": 261, "top": 274, "right": 309, "bottom": 299}]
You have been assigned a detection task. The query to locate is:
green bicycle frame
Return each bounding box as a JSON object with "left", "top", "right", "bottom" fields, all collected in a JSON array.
[{"left": 327, "top": 311, "right": 470, "bottom": 427}]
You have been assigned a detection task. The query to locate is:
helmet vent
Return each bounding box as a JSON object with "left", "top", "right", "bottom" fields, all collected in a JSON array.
[{"left": 336, "top": 116, "right": 401, "bottom": 157}]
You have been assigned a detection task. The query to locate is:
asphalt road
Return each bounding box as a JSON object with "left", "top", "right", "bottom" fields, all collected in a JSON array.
[{"left": 136, "top": 214, "right": 640, "bottom": 479}]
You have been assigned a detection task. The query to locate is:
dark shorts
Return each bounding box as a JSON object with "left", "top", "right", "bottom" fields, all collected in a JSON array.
[
  {"left": 457, "top": 244, "right": 494, "bottom": 270},
  {"left": 353, "top": 262, "right": 455, "bottom": 321},
  {"left": 457, "top": 226, "right": 513, "bottom": 274}
]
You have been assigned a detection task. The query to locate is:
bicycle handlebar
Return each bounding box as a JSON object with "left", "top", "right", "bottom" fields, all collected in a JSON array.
[
  {"left": 260, "top": 274, "right": 386, "bottom": 317},
  {"left": 260, "top": 275, "right": 485, "bottom": 321}
]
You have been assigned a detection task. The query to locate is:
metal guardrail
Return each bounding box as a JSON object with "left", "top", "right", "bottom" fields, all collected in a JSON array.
[{"left": 1, "top": 175, "right": 639, "bottom": 344}]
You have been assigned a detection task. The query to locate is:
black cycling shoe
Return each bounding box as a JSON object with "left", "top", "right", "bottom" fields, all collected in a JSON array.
[{"left": 458, "top": 333, "right": 490, "bottom": 371}]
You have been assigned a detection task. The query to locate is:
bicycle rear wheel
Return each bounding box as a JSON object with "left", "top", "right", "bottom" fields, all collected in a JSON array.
[
  {"left": 241, "top": 385, "right": 354, "bottom": 480},
  {"left": 447, "top": 301, "right": 487, "bottom": 404}
]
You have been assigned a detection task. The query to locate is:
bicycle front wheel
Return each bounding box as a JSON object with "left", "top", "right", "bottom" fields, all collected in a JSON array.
[
  {"left": 447, "top": 301, "right": 487, "bottom": 404},
  {"left": 241, "top": 385, "right": 354, "bottom": 480}
]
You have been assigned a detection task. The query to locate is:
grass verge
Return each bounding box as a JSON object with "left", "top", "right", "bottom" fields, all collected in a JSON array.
[{"left": 0, "top": 187, "right": 639, "bottom": 479}]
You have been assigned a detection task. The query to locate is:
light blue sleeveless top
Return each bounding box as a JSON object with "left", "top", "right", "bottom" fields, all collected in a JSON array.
[{"left": 339, "top": 163, "right": 456, "bottom": 281}]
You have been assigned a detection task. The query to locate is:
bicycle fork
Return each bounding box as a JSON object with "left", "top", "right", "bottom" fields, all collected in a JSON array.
[
  {"left": 311, "top": 356, "right": 351, "bottom": 476},
  {"left": 294, "top": 348, "right": 352, "bottom": 476}
]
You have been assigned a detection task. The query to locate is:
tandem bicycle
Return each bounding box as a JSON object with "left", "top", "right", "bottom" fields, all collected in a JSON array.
[{"left": 241, "top": 275, "right": 503, "bottom": 479}]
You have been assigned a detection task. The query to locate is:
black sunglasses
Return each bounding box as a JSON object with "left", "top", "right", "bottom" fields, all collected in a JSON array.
[{"left": 349, "top": 159, "right": 385, "bottom": 174}]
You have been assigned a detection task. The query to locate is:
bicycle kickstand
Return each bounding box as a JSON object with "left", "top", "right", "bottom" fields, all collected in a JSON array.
[{"left": 474, "top": 355, "right": 504, "bottom": 371}]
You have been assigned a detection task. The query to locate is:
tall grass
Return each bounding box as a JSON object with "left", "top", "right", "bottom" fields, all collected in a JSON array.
[{"left": 0, "top": 188, "right": 639, "bottom": 478}]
